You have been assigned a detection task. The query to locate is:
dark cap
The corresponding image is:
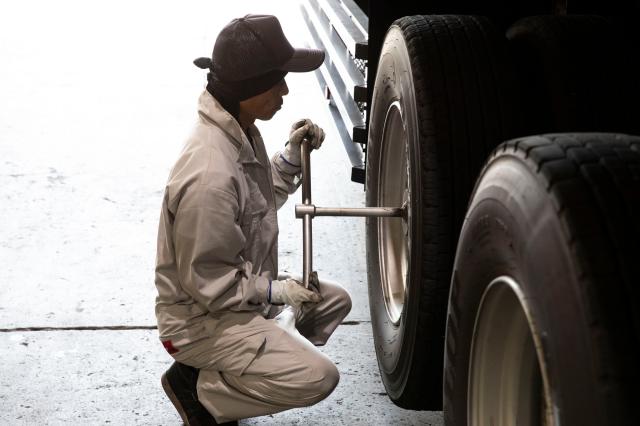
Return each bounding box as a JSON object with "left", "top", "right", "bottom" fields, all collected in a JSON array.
[{"left": 194, "top": 14, "right": 325, "bottom": 82}]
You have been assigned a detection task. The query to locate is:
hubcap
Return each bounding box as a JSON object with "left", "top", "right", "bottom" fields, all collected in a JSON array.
[
  {"left": 468, "top": 276, "right": 556, "bottom": 426},
  {"left": 377, "top": 101, "right": 411, "bottom": 325}
]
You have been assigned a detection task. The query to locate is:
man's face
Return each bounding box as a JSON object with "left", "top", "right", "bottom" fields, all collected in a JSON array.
[{"left": 239, "top": 79, "right": 289, "bottom": 121}]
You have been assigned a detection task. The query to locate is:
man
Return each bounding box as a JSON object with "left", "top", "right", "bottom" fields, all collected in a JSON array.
[{"left": 154, "top": 14, "right": 352, "bottom": 425}]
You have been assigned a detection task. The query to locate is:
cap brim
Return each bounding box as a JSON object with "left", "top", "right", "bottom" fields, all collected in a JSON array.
[{"left": 280, "top": 48, "right": 325, "bottom": 72}]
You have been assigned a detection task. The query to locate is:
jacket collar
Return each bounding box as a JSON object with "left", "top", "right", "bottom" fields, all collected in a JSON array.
[{"left": 197, "top": 90, "right": 260, "bottom": 164}]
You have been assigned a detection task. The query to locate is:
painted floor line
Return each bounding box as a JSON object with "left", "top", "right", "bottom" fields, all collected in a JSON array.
[{"left": 0, "top": 320, "right": 370, "bottom": 333}]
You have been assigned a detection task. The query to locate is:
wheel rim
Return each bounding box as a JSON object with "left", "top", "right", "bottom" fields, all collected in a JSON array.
[
  {"left": 377, "top": 100, "right": 410, "bottom": 325},
  {"left": 468, "top": 276, "right": 556, "bottom": 426}
]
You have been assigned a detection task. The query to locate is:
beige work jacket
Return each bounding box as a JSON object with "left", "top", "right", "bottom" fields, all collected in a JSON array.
[{"left": 154, "top": 90, "right": 301, "bottom": 350}]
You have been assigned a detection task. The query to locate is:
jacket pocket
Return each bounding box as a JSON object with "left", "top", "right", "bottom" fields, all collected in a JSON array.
[
  {"left": 241, "top": 210, "right": 262, "bottom": 232},
  {"left": 240, "top": 207, "right": 267, "bottom": 246},
  {"left": 167, "top": 315, "right": 267, "bottom": 374},
  {"left": 201, "top": 312, "right": 270, "bottom": 375},
  {"left": 215, "top": 334, "right": 266, "bottom": 376}
]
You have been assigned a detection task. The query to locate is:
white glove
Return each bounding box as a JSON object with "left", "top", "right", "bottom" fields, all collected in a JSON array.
[
  {"left": 268, "top": 278, "right": 322, "bottom": 308},
  {"left": 283, "top": 119, "right": 325, "bottom": 166}
]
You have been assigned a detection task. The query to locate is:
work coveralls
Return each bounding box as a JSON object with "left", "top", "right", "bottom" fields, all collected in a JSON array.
[{"left": 154, "top": 90, "right": 351, "bottom": 422}]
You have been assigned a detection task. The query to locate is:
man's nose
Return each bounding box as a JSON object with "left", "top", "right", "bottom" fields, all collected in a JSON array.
[{"left": 280, "top": 80, "right": 289, "bottom": 96}]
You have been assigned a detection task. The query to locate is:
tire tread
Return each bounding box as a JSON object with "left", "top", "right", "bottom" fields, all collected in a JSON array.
[
  {"left": 489, "top": 133, "right": 640, "bottom": 421},
  {"left": 374, "top": 15, "right": 518, "bottom": 409}
]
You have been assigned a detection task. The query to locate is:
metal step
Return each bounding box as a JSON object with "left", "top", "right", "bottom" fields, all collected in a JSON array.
[
  {"left": 318, "top": 0, "right": 368, "bottom": 60},
  {"left": 301, "top": 0, "right": 368, "bottom": 146},
  {"left": 311, "top": 67, "right": 366, "bottom": 183}
]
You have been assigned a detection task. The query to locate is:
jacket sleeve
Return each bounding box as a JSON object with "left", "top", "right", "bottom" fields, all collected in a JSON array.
[
  {"left": 270, "top": 150, "right": 302, "bottom": 210},
  {"left": 172, "top": 185, "right": 270, "bottom": 313}
]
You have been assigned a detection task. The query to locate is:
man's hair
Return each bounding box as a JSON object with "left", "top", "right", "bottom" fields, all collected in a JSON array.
[{"left": 206, "top": 71, "right": 240, "bottom": 120}]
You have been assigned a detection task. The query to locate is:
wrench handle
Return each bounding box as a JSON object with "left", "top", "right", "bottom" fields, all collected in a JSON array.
[{"left": 301, "top": 138, "right": 313, "bottom": 288}]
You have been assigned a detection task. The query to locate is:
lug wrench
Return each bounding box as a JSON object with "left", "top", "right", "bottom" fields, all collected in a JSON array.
[{"left": 296, "top": 139, "right": 405, "bottom": 288}]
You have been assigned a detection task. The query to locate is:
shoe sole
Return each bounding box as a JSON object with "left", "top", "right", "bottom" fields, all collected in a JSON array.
[{"left": 161, "top": 372, "right": 192, "bottom": 426}]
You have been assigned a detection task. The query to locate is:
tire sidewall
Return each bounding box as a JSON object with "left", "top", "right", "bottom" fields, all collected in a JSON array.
[{"left": 366, "top": 25, "right": 423, "bottom": 399}]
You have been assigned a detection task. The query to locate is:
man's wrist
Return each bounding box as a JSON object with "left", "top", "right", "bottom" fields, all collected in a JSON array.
[
  {"left": 281, "top": 142, "right": 302, "bottom": 170},
  {"left": 268, "top": 279, "right": 285, "bottom": 305}
]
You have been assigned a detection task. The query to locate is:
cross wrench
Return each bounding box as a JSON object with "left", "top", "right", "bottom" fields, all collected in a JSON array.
[{"left": 296, "top": 139, "right": 406, "bottom": 288}]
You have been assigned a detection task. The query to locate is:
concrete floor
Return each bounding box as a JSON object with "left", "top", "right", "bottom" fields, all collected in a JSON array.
[{"left": 0, "top": 1, "right": 443, "bottom": 424}]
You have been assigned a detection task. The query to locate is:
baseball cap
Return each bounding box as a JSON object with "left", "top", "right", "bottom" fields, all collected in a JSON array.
[{"left": 194, "top": 14, "right": 325, "bottom": 82}]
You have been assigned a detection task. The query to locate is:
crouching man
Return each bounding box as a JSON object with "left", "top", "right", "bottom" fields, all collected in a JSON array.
[{"left": 153, "top": 14, "right": 351, "bottom": 425}]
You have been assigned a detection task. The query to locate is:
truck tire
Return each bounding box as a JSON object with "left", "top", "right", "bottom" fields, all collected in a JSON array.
[
  {"left": 507, "top": 15, "right": 640, "bottom": 135},
  {"left": 443, "top": 133, "right": 640, "bottom": 425},
  {"left": 365, "top": 15, "right": 518, "bottom": 409}
]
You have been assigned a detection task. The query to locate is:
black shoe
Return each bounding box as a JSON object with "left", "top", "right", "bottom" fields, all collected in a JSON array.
[{"left": 161, "top": 362, "right": 237, "bottom": 426}]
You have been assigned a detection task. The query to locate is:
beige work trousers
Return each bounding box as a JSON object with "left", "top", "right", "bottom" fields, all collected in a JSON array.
[{"left": 170, "top": 275, "right": 352, "bottom": 423}]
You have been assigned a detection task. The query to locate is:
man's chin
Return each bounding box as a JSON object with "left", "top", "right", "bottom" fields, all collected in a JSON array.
[{"left": 258, "top": 110, "right": 279, "bottom": 121}]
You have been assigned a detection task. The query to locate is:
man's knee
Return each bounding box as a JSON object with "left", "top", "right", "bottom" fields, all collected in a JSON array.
[
  {"left": 258, "top": 353, "right": 340, "bottom": 408},
  {"left": 337, "top": 286, "right": 352, "bottom": 317},
  {"left": 301, "top": 358, "right": 340, "bottom": 405}
]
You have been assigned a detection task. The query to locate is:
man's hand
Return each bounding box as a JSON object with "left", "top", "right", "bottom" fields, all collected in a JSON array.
[
  {"left": 283, "top": 118, "right": 325, "bottom": 166},
  {"left": 289, "top": 118, "right": 325, "bottom": 149},
  {"left": 269, "top": 278, "right": 322, "bottom": 308}
]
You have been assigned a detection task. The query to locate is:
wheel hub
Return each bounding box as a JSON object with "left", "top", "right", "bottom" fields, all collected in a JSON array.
[
  {"left": 377, "top": 101, "right": 411, "bottom": 325},
  {"left": 468, "top": 276, "right": 556, "bottom": 425}
]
